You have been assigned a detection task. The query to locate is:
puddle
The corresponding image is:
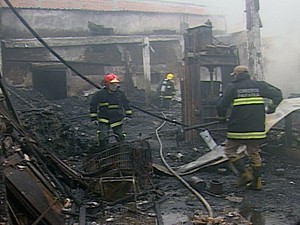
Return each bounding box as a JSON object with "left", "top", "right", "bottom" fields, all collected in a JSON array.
[
  {"left": 240, "top": 207, "right": 287, "bottom": 225},
  {"left": 162, "top": 212, "right": 190, "bottom": 225}
]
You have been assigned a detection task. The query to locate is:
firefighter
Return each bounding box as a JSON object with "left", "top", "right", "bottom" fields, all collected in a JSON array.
[
  {"left": 90, "top": 73, "right": 132, "bottom": 151},
  {"left": 158, "top": 73, "right": 175, "bottom": 109},
  {"left": 217, "top": 65, "right": 282, "bottom": 190}
]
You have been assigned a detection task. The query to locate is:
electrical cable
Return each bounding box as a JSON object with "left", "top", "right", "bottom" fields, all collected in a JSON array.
[
  {"left": 3, "top": 0, "right": 186, "bottom": 127},
  {"left": 3, "top": 0, "right": 99, "bottom": 89},
  {"left": 5, "top": 0, "right": 215, "bottom": 218},
  {"left": 155, "top": 112, "right": 213, "bottom": 217},
  {"left": 4, "top": 0, "right": 221, "bottom": 132}
]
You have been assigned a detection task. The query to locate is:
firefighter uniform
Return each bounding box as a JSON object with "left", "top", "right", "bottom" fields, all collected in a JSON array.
[
  {"left": 217, "top": 66, "right": 282, "bottom": 190},
  {"left": 90, "top": 74, "right": 132, "bottom": 150},
  {"left": 158, "top": 73, "right": 175, "bottom": 109}
]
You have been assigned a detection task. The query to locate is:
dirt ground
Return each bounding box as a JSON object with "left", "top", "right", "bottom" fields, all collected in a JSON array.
[{"left": 8, "top": 86, "right": 300, "bottom": 225}]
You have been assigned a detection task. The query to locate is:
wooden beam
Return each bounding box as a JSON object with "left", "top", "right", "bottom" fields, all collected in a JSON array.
[{"left": 3, "top": 35, "right": 181, "bottom": 48}]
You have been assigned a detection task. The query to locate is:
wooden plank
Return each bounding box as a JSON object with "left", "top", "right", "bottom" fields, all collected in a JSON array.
[{"left": 4, "top": 164, "right": 65, "bottom": 224}]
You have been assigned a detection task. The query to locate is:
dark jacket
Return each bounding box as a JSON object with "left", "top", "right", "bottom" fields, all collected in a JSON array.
[
  {"left": 217, "top": 72, "right": 282, "bottom": 141},
  {"left": 158, "top": 79, "right": 175, "bottom": 99},
  {"left": 90, "top": 88, "right": 132, "bottom": 127}
]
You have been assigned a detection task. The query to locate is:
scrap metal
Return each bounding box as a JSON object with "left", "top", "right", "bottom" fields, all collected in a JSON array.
[{"left": 0, "top": 75, "right": 155, "bottom": 224}]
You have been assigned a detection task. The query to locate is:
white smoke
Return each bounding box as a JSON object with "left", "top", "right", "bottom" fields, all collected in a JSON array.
[
  {"left": 161, "top": 0, "right": 300, "bottom": 97},
  {"left": 204, "top": 0, "right": 300, "bottom": 97},
  {"left": 260, "top": 0, "right": 300, "bottom": 97}
]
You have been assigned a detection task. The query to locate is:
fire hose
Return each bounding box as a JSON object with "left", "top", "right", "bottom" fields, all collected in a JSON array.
[
  {"left": 4, "top": 0, "right": 217, "bottom": 220},
  {"left": 155, "top": 112, "right": 213, "bottom": 218}
]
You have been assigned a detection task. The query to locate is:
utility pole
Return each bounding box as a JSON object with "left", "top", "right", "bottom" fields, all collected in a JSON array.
[{"left": 245, "top": 0, "right": 264, "bottom": 80}]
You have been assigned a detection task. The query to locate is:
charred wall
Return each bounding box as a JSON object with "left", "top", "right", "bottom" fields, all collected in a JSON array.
[
  {"left": 0, "top": 8, "right": 226, "bottom": 39},
  {"left": 0, "top": 0, "right": 228, "bottom": 100},
  {"left": 1, "top": 36, "right": 182, "bottom": 98}
]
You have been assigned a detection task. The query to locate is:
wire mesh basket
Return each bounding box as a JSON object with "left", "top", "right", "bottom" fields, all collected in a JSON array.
[{"left": 83, "top": 139, "right": 152, "bottom": 177}]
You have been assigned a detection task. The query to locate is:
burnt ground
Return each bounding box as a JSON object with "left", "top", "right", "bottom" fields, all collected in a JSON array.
[{"left": 6, "top": 85, "right": 300, "bottom": 225}]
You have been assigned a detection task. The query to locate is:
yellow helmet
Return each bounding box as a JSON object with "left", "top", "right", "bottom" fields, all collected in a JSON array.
[{"left": 166, "top": 73, "right": 174, "bottom": 80}]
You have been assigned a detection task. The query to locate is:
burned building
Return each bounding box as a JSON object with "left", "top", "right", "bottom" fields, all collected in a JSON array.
[
  {"left": 0, "top": 1, "right": 237, "bottom": 224},
  {"left": 0, "top": 0, "right": 251, "bottom": 141},
  {"left": 0, "top": 0, "right": 228, "bottom": 100},
  {"left": 1, "top": 1, "right": 300, "bottom": 225}
]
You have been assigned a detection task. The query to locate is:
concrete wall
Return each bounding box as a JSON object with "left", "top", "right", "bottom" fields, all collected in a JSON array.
[
  {"left": 0, "top": 0, "right": 229, "bottom": 98},
  {"left": 0, "top": 0, "right": 206, "bottom": 14},
  {"left": 0, "top": 8, "right": 226, "bottom": 38},
  {"left": 1, "top": 36, "right": 182, "bottom": 97}
]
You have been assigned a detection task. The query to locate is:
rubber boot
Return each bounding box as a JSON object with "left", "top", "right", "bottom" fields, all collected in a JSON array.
[
  {"left": 97, "top": 130, "right": 108, "bottom": 151},
  {"left": 247, "top": 166, "right": 262, "bottom": 190},
  {"left": 231, "top": 158, "right": 253, "bottom": 187},
  {"left": 113, "top": 126, "right": 126, "bottom": 142}
]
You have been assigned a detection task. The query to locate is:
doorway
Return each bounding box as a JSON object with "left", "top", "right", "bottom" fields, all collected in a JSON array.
[{"left": 32, "top": 69, "right": 67, "bottom": 100}]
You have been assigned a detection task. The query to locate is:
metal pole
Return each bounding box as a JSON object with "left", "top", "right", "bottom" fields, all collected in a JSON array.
[{"left": 142, "top": 36, "right": 151, "bottom": 105}]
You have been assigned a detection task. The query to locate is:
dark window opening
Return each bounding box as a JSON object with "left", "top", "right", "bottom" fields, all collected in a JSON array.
[{"left": 32, "top": 70, "right": 67, "bottom": 100}]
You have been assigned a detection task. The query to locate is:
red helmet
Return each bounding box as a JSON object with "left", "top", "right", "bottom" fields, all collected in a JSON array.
[{"left": 103, "top": 73, "right": 120, "bottom": 86}]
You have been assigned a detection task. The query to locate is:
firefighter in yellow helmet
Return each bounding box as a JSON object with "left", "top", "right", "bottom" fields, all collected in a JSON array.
[
  {"left": 158, "top": 73, "right": 175, "bottom": 110},
  {"left": 217, "top": 65, "right": 282, "bottom": 190},
  {"left": 90, "top": 73, "right": 132, "bottom": 151}
]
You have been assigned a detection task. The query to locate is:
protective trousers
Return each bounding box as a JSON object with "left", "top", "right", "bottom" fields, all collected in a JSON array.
[
  {"left": 97, "top": 123, "right": 125, "bottom": 151},
  {"left": 225, "top": 139, "right": 262, "bottom": 189},
  {"left": 160, "top": 98, "right": 172, "bottom": 110},
  {"left": 224, "top": 139, "right": 262, "bottom": 167}
]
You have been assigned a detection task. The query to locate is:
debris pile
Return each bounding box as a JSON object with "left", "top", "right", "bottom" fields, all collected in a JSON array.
[{"left": 1, "top": 85, "right": 300, "bottom": 225}]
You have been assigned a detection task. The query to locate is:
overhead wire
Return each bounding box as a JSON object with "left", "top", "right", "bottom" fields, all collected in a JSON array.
[
  {"left": 3, "top": 0, "right": 182, "bottom": 126},
  {"left": 5, "top": 0, "right": 215, "bottom": 218},
  {"left": 3, "top": 0, "right": 99, "bottom": 89},
  {"left": 3, "top": 0, "right": 221, "bottom": 132}
]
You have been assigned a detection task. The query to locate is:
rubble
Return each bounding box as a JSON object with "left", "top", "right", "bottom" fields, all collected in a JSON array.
[{"left": 1, "top": 85, "right": 300, "bottom": 225}]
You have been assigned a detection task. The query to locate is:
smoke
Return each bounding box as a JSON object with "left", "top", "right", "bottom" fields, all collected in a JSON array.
[
  {"left": 263, "top": 34, "right": 300, "bottom": 98},
  {"left": 260, "top": 0, "right": 300, "bottom": 97},
  {"left": 205, "top": 0, "right": 300, "bottom": 97},
  {"left": 178, "top": 0, "right": 300, "bottom": 97},
  {"left": 162, "top": 0, "right": 300, "bottom": 97}
]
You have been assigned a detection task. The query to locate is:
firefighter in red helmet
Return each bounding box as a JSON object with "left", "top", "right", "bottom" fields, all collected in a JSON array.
[{"left": 90, "top": 73, "right": 132, "bottom": 150}]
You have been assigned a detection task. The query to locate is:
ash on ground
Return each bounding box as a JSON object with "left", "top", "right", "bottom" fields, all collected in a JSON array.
[{"left": 8, "top": 86, "right": 300, "bottom": 225}]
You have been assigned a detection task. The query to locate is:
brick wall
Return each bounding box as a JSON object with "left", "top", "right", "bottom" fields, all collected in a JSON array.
[{"left": 0, "top": 0, "right": 206, "bottom": 15}]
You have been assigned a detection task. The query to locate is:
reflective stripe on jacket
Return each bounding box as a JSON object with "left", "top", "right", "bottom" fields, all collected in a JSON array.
[
  {"left": 158, "top": 79, "right": 175, "bottom": 99},
  {"left": 89, "top": 87, "right": 132, "bottom": 125},
  {"left": 217, "top": 72, "right": 282, "bottom": 141}
]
